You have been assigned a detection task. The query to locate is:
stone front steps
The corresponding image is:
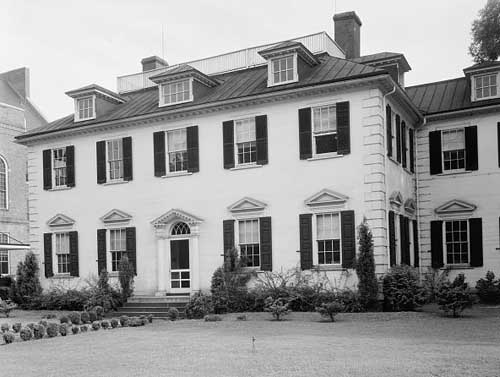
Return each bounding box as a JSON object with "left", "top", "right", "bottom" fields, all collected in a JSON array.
[{"left": 115, "top": 294, "right": 190, "bottom": 319}]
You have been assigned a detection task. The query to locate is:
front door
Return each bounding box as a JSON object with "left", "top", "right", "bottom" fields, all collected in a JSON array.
[{"left": 170, "top": 239, "right": 190, "bottom": 293}]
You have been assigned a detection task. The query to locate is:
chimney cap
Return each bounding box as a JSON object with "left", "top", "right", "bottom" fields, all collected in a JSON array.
[
  {"left": 141, "top": 56, "right": 169, "bottom": 66},
  {"left": 333, "top": 11, "right": 362, "bottom": 26}
]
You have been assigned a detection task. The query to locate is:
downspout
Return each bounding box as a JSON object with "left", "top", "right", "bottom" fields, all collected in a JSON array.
[{"left": 415, "top": 115, "right": 427, "bottom": 274}]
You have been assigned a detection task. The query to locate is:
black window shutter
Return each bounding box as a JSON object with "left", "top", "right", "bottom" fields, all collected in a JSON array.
[
  {"left": 396, "top": 115, "right": 402, "bottom": 163},
  {"left": 66, "top": 145, "right": 75, "bottom": 187},
  {"left": 255, "top": 115, "right": 269, "bottom": 165},
  {"left": 497, "top": 123, "right": 500, "bottom": 167},
  {"left": 153, "top": 131, "right": 166, "bottom": 177},
  {"left": 43, "top": 232, "right": 53, "bottom": 278},
  {"left": 259, "top": 216, "right": 272, "bottom": 271},
  {"left": 429, "top": 130, "right": 442, "bottom": 175},
  {"left": 400, "top": 216, "right": 410, "bottom": 265},
  {"left": 298, "top": 108, "right": 312, "bottom": 159},
  {"left": 96, "top": 141, "right": 107, "bottom": 184},
  {"left": 465, "top": 125, "right": 478, "bottom": 171},
  {"left": 469, "top": 218, "right": 483, "bottom": 267},
  {"left": 337, "top": 101, "right": 351, "bottom": 155},
  {"left": 388, "top": 211, "right": 396, "bottom": 266},
  {"left": 43, "top": 149, "right": 52, "bottom": 190},
  {"left": 223, "top": 121, "right": 235, "bottom": 169},
  {"left": 401, "top": 121, "right": 407, "bottom": 168},
  {"left": 299, "top": 214, "right": 313, "bottom": 270},
  {"left": 187, "top": 126, "right": 199, "bottom": 173},
  {"left": 223, "top": 220, "right": 235, "bottom": 266},
  {"left": 126, "top": 227, "right": 137, "bottom": 275},
  {"left": 409, "top": 128, "right": 415, "bottom": 173},
  {"left": 430, "top": 220, "right": 444, "bottom": 268},
  {"left": 97, "top": 229, "right": 107, "bottom": 274},
  {"left": 412, "top": 219, "right": 419, "bottom": 267},
  {"left": 69, "top": 231, "right": 79, "bottom": 277},
  {"left": 122, "top": 137, "right": 133, "bottom": 181},
  {"left": 386, "top": 105, "right": 393, "bottom": 157},
  {"left": 341, "top": 210, "right": 356, "bottom": 268}
]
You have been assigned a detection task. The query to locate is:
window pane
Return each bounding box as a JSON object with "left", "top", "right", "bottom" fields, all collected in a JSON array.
[
  {"left": 235, "top": 118, "right": 256, "bottom": 143},
  {"left": 162, "top": 80, "right": 191, "bottom": 105},
  {"left": 317, "top": 214, "right": 339, "bottom": 239},
  {"left": 315, "top": 134, "right": 337, "bottom": 154}
]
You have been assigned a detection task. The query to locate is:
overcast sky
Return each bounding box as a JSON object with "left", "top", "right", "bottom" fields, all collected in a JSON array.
[{"left": 1, "top": 0, "right": 483, "bottom": 122}]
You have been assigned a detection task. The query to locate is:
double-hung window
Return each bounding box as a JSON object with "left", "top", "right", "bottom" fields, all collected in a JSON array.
[
  {"left": 316, "top": 213, "right": 341, "bottom": 265},
  {"left": 238, "top": 219, "right": 260, "bottom": 267},
  {"left": 160, "top": 79, "right": 192, "bottom": 106},
  {"left": 167, "top": 128, "right": 188, "bottom": 172},
  {"left": 474, "top": 74, "right": 498, "bottom": 100},
  {"left": 109, "top": 228, "right": 126, "bottom": 272},
  {"left": 442, "top": 129, "right": 465, "bottom": 171},
  {"left": 53, "top": 148, "right": 67, "bottom": 187},
  {"left": 270, "top": 55, "right": 296, "bottom": 85},
  {"left": 444, "top": 220, "right": 469, "bottom": 265},
  {"left": 235, "top": 118, "right": 257, "bottom": 165},
  {"left": 107, "top": 139, "right": 124, "bottom": 181},
  {"left": 55, "top": 232, "right": 70, "bottom": 274},
  {"left": 0, "top": 157, "right": 6, "bottom": 209},
  {"left": 76, "top": 96, "right": 95, "bottom": 121},
  {"left": 313, "top": 105, "right": 337, "bottom": 155},
  {"left": 0, "top": 233, "right": 9, "bottom": 275}
]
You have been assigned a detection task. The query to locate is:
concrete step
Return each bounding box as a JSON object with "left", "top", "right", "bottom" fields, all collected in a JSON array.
[
  {"left": 123, "top": 302, "right": 187, "bottom": 308},
  {"left": 127, "top": 296, "right": 190, "bottom": 304},
  {"left": 114, "top": 311, "right": 177, "bottom": 319},
  {"left": 120, "top": 305, "right": 187, "bottom": 312}
]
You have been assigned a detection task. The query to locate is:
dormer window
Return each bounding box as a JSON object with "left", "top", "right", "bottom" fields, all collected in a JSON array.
[
  {"left": 76, "top": 96, "right": 95, "bottom": 121},
  {"left": 270, "top": 55, "right": 297, "bottom": 85},
  {"left": 474, "top": 73, "right": 498, "bottom": 100},
  {"left": 160, "top": 78, "right": 193, "bottom": 107}
]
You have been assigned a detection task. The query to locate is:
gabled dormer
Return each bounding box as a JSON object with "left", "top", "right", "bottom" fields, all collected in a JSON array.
[
  {"left": 149, "top": 64, "right": 218, "bottom": 108},
  {"left": 65, "top": 84, "right": 125, "bottom": 123},
  {"left": 464, "top": 61, "right": 500, "bottom": 102},
  {"left": 258, "top": 41, "right": 319, "bottom": 87}
]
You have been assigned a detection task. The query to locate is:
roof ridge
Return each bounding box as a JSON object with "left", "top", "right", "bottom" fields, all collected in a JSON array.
[{"left": 406, "top": 77, "right": 465, "bottom": 89}]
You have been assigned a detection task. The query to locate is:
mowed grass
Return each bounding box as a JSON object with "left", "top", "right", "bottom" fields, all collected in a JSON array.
[{"left": 1, "top": 306, "right": 500, "bottom": 377}]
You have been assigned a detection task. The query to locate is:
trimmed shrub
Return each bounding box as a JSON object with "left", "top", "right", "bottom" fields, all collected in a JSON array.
[
  {"left": 1, "top": 323, "right": 10, "bottom": 333},
  {"left": 436, "top": 274, "right": 476, "bottom": 317},
  {"left": 316, "top": 301, "right": 344, "bottom": 322},
  {"left": 476, "top": 271, "right": 500, "bottom": 304},
  {"left": 167, "top": 307, "right": 179, "bottom": 321},
  {"left": 89, "top": 311, "right": 97, "bottom": 322},
  {"left": 12, "top": 251, "right": 42, "bottom": 309},
  {"left": 39, "top": 320, "right": 48, "bottom": 328},
  {"left": 91, "top": 321, "right": 100, "bottom": 331},
  {"left": 33, "top": 324, "right": 45, "bottom": 339},
  {"left": 382, "top": 265, "right": 427, "bottom": 311},
  {"left": 26, "top": 322, "right": 35, "bottom": 330},
  {"left": 204, "top": 314, "right": 222, "bottom": 322},
  {"left": 81, "top": 311, "right": 91, "bottom": 324},
  {"left": 12, "top": 322, "right": 22, "bottom": 333},
  {"left": 43, "top": 313, "right": 57, "bottom": 319},
  {"left": 129, "top": 317, "right": 142, "bottom": 327},
  {"left": 94, "top": 306, "right": 104, "bottom": 320},
  {"left": 3, "top": 331, "right": 15, "bottom": 344},
  {"left": 110, "top": 318, "right": 119, "bottom": 328},
  {"left": 71, "top": 326, "right": 79, "bottom": 335},
  {"left": 59, "top": 315, "right": 69, "bottom": 324},
  {"left": 33, "top": 288, "right": 90, "bottom": 311},
  {"left": 147, "top": 314, "right": 153, "bottom": 324},
  {"left": 20, "top": 327, "right": 32, "bottom": 341},
  {"left": 59, "top": 324, "right": 67, "bottom": 336},
  {"left": 46, "top": 323, "right": 59, "bottom": 338},
  {"left": 101, "top": 320, "right": 110, "bottom": 329},
  {"left": 85, "top": 270, "right": 122, "bottom": 313},
  {"left": 0, "top": 298, "right": 17, "bottom": 317},
  {"left": 119, "top": 315, "right": 129, "bottom": 327},
  {"left": 80, "top": 325, "right": 88, "bottom": 333},
  {"left": 264, "top": 297, "right": 290, "bottom": 321},
  {"left": 68, "top": 311, "right": 81, "bottom": 325},
  {"left": 355, "top": 220, "right": 379, "bottom": 310},
  {"left": 236, "top": 314, "right": 247, "bottom": 321},
  {"left": 118, "top": 255, "right": 135, "bottom": 300},
  {"left": 185, "top": 292, "right": 214, "bottom": 319}
]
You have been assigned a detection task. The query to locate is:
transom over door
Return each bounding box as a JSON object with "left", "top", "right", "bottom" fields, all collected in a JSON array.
[{"left": 170, "top": 239, "right": 190, "bottom": 291}]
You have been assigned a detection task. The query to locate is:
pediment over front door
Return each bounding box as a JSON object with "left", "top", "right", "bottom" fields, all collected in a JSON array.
[{"left": 151, "top": 209, "right": 204, "bottom": 228}]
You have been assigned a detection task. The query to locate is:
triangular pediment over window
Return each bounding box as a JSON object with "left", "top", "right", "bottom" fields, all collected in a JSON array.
[
  {"left": 435, "top": 199, "right": 477, "bottom": 215},
  {"left": 100, "top": 209, "right": 133, "bottom": 224},
  {"left": 389, "top": 191, "right": 403, "bottom": 208},
  {"left": 47, "top": 214, "right": 76, "bottom": 228},
  {"left": 305, "top": 189, "right": 349, "bottom": 207},
  {"left": 227, "top": 197, "right": 267, "bottom": 213},
  {"left": 404, "top": 198, "right": 417, "bottom": 214},
  {"left": 151, "top": 209, "right": 203, "bottom": 228}
]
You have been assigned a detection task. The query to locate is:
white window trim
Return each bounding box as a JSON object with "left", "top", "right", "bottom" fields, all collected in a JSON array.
[
  {"left": 267, "top": 53, "right": 298, "bottom": 87},
  {"left": 53, "top": 231, "right": 71, "bottom": 276},
  {"left": 312, "top": 211, "right": 342, "bottom": 267},
  {"left": 107, "top": 227, "right": 127, "bottom": 273},
  {"left": 52, "top": 147, "right": 68, "bottom": 189},
  {"left": 159, "top": 78, "right": 194, "bottom": 107},
  {"left": 236, "top": 217, "right": 261, "bottom": 269},
  {"left": 0, "top": 232, "right": 9, "bottom": 276},
  {"left": 442, "top": 220, "right": 471, "bottom": 267},
  {"left": 311, "top": 103, "right": 339, "bottom": 157},
  {"left": 74, "top": 95, "right": 96, "bottom": 122},
  {"left": 165, "top": 127, "right": 189, "bottom": 174},
  {"left": 441, "top": 127, "right": 466, "bottom": 173},
  {"left": 471, "top": 72, "right": 500, "bottom": 101},
  {"left": 0, "top": 155, "right": 8, "bottom": 210},
  {"left": 105, "top": 138, "right": 125, "bottom": 183}
]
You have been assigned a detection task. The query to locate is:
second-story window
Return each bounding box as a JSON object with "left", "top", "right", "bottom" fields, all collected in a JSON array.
[
  {"left": 107, "top": 139, "right": 124, "bottom": 181},
  {"left": 270, "top": 55, "right": 296, "bottom": 85},
  {"left": 235, "top": 118, "right": 257, "bottom": 165},
  {"left": 160, "top": 79, "right": 192, "bottom": 106},
  {"left": 313, "top": 104, "right": 337, "bottom": 155},
  {"left": 442, "top": 129, "right": 465, "bottom": 171},
  {"left": 475, "top": 74, "right": 498, "bottom": 100},
  {"left": 53, "top": 148, "right": 67, "bottom": 187},
  {"left": 167, "top": 128, "right": 188, "bottom": 173},
  {"left": 76, "top": 96, "right": 95, "bottom": 121}
]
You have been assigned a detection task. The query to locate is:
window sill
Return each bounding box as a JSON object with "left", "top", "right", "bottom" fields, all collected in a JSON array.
[
  {"left": 437, "top": 170, "right": 472, "bottom": 177},
  {"left": 51, "top": 274, "right": 74, "bottom": 279},
  {"left": 161, "top": 171, "right": 193, "bottom": 179},
  {"left": 159, "top": 98, "right": 194, "bottom": 107},
  {"left": 49, "top": 186, "right": 72, "bottom": 192},
  {"left": 230, "top": 164, "right": 263, "bottom": 171},
  {"left": 108, "top": 272, "right": 120, "bottom": 277},
  {"left": 307, "top": 153, "right": 343, "bottom": 162},
  {"left": 267, "top": 78, "right": 299, "bottom": 87},
  {"left": 103, "top": 180, "right": 129, "bottom": 186},
  {"left": 312, "top": 265, "right": 345, "bottom": 271},
  {"left": 441, "top": 265, "right": 474, "bottom": 270}
]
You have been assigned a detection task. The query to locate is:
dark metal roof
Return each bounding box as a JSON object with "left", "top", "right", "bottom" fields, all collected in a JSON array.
[
  {"left": 463, "top": 60, "right": 500, "bottom": 73},
  {"left": 351, "top": 52, "right": 411, "bottom": 72},
  {"left": 19, "top": 53, "right": 385, "bottom": 139},
  {"left": 65, "top": 84, "right": 124, "bottom": 101}
]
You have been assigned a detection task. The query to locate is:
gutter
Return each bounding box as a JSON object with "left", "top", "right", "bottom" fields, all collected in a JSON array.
[{"left": 424, "top": 102, "right": 500, "bottom": 122}]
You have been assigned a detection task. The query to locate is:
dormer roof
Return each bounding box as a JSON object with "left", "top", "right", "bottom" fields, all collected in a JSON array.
[
  {"left": 351, "top": 52, "right": 411, "bottom": 73},
  {"left": 258, "top": 41, "right": 320, "bottom": 66},
  {"left": 463, "top": 60, "right": 500, "bottom": 74},
  {"left": 149, "top": 64, "right": 218, "bottom": 87},
  {"left": 65, "top": 84, "right": 125, "bottom": 104}
]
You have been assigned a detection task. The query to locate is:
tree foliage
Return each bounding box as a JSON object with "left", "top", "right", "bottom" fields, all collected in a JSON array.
[
  {"left": 13, "top": 252, "right": 42, "bottom": 308},
  {"left": 469, "top": 0, "right": 500, "bottom": 63},
  {"left": 118, "top": 255, "right": 135, "bottom": 300},
  {"left": 355, "top": 220, "right": 379, "bottom": 310}
]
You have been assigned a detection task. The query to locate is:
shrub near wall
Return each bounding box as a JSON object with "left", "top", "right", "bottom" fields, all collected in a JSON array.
[{"left": 382, "top": 265, "right": 427, "bottom": 311}]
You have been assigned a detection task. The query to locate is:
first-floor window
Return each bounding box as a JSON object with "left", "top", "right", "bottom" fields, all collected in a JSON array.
[
  {"left": 107, "top": 139, "right": 124, "bottom": 180},
  {"left": 55, "top": 232, "right": 70, "bottom": 274},
  {"left": 235, "top": 118, "right": 257, "bottom": 165},
  {"left": 313, "top": 105, "right": 337, "bottom": 155},
  {"left": 442, "top": 129, "right": 465, "bottom": 171},
  {"left": 445, "top": 220, "right": 469, "bottom": 265},
  {"left": 0, "top": 157, "right": 7, "bottom": 209},
  {"left": 110, "top": 228, "right": 126, "bottom": 272},
  {"left": 316, "top": 213, "right": 341, "bottom": 264},
  {"left": 167, "top": 128, "right": 188, "bottom": 172},
  {"left": 53, "top": 148, "right": 67, "bottom": 187},
  {"left": 238, "top": 219, "right": 260, "bottom": 267},
  {"left": 0, "top": 251, "right": 8, "bottom": 275}
]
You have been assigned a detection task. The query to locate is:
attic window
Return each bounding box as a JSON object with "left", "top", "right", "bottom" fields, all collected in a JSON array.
[
  {"left": 75, "top": 96, "right": 95, "bottom": 121},
  {"left": 160, "top": 79, "right": 193, "bottom": 107},
  {"left": 269, "top": 54, "right": 297, "bottom": 86},
  {"left": 474, "top": 73, "right": 498, "bottom": 100}
]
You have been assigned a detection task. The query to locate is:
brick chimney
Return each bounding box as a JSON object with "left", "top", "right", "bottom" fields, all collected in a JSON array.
[
  {"left": 333, "top": 11, "right": 362, "bottom": 59},
  {"left": 141, "top": 56, "right": 169, "bottom": 72}
]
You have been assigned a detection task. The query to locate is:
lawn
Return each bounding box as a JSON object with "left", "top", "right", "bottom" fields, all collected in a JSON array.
[{"left": 1, "top": 306, "right": 500, "bottom": 377}]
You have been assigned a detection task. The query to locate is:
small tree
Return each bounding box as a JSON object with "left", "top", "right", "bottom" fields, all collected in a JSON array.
[
  {"left": 118, "top": 255, "right": 135, "bottom": 300},
  {"left": 316, "top": 301, "right": 344, "bottom": 322},
  {"left": 436, "top": 274, "right": 476, "bottom": 317},
  {"left": 13, "top": 252, "right": 42, "bottom": 308},
  {"left": 264, "top": 297, "right": 290, "bottom": 321},
  {"left": 469, "top": 0, "right": 500, "bottom": 63},
  {"left": 355, "top": 220, "right": 378, "bottom": 310}
]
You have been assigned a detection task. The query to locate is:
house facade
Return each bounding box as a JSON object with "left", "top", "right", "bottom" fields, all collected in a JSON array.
[
  {"left": 17, "top": 12, "right": 429, "bottom": 296},
  {"left": 0, "top": 68, "right": 46, "bottom": 276}
]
